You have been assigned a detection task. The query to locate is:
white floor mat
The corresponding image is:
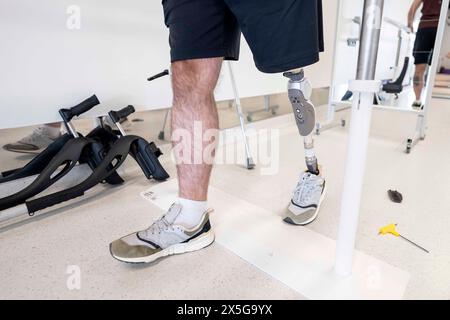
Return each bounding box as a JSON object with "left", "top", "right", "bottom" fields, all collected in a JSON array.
[{"left": 141, "top": 179, "right": 410, "bottom": 300}]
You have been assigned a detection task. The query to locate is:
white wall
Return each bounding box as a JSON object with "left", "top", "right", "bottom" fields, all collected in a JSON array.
[
  {"left": 0, "top": 0, "right": 338, "bottom": 129},
  {"left": 440, "top": 12, "right": 450, "bottom": 69}
]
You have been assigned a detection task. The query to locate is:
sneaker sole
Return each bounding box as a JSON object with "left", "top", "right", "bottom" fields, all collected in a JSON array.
[
  {"left": 285, "top": 184, "right": 327, "bottom": 226},
  {"left": 3, "top": 146, "right": 42, "bottom": 154},
  {"left": 110, "top": 230, "right": 215, "bottom": 264}
]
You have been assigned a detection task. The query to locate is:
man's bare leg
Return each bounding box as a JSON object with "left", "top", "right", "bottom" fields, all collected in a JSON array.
[
  {"left": 171, "top": 58, "right": 223, "bottom": 202},
  {"left": 109, "top": 58, "right": 221, "bottom": 263}
]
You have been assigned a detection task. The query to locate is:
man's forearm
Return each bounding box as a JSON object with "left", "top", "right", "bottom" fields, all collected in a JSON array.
[{"left": 408, "top": 0, "right": 422, "bottom": 28}]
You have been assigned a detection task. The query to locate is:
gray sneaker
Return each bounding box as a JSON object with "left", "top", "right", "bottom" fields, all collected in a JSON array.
[
  {"left": 3, "top": 126, "right": 60, "bottom": 154},
  {"left": 110, "top": 204, "right": 215, "bottom": 264},
  {"left": 284, "top": 171, "right": 326, "bottom": 226}
]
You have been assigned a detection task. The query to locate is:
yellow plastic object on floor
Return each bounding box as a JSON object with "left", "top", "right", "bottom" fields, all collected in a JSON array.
[
  {"left": 378, "top": 223, "right": 429, "bottom": 253},
  {"left": 379, "top": 223, "right": 400, "bottom": 236}
]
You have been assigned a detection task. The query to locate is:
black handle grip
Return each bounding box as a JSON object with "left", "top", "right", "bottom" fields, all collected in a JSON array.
[
  {"left": 59, "top": 95, "right": 100, "bottom": 123},
  {"left": 108, "top": 105, "right": 135, "bottom": 123},
  {"left": 147, "top": 69, "right": 169, "bottom": 82}
]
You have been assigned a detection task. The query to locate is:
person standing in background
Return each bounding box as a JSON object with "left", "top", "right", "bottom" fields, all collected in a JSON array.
[{"left": 408, "top": 0, "right": 443, "bottom": 109}]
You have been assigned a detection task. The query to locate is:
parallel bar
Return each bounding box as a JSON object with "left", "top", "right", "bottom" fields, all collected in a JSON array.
[
  {"left": 356, "top": 0, "right": 384, "bottom": 80},
  {"left": 334, "top": 0, "right": 385, "bottom": 277}
]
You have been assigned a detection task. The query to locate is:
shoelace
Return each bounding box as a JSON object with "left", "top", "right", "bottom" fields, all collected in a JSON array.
[
  {"left": 293, "top": 173, "right": 320, "bottom": 205},
  {"left": 140, "top": 205, "right": 179, "bottom": 238},
  {"left": 141, "top": 216, "right": 175, "bottom": 238}
]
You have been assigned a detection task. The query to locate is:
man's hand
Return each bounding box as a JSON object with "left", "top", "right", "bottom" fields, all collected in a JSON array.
[
  {"left": 407, "top": 19, "right": 414, "bottom": 32},
  {"left": 447, "top": 52, "right": 450, "bottom": 59}
]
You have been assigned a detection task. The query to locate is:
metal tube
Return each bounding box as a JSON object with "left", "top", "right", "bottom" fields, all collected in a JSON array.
[
  {"left": 303, "top": 135, "right": 318, "bottom": 174},
  {"left": 227, "top": 62, "right": 255, "bottom": 169},
  {"left": 114, "top": 122, "right": 127, "bottom": 137},
  {"left": 356, "top": 0, "right": 384, "bottom": 80},
  {"left": 161, "top": 109, "right": 170, "bottom": 132},
  {"left": 65, "top": 121, "right": 79, "bottom": 138},
  {"left": 394, "top": 29, "right": 402, "bottom": 72},
  {"left": 334, "top": 0, "right": 384, "bottom": 277}
]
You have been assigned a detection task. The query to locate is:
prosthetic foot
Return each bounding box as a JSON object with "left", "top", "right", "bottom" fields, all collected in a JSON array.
[{"left": 283, "top": 70, "right": 326, "bottom": 226}]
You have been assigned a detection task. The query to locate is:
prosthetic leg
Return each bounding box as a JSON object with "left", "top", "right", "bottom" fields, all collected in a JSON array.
[
  {"left": 283, "top": 69, "right": 325, "bottom": 226},
  {"left": 283, "top": 69, "right": 319, "bottom": 174}
]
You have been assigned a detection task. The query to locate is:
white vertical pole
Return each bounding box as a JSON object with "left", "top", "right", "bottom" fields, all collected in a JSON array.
[
  {"left": 335, "top": 0, "right": 384, "bottom": 277},
  {"left": 334, "top": 84, "right": 379, "bottom": 276}
]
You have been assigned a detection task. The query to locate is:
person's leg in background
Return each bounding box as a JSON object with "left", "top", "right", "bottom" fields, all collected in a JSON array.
[
  {"left": 412, "top": 63, "right": 427, "bottom": 107},
  {"left": 3, "top": 122, "right": 62, "bottom": 154},
  {"left": 411, "top": 27, "right": 437, "bottom": 109}
]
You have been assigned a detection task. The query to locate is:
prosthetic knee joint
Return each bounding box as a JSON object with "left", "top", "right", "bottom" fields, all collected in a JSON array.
[{"left": 283, "top": 69, "right": 319, "bottom": 174}]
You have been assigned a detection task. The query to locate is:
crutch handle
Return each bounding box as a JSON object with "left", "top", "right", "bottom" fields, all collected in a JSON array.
[
  {"left": 59, "top": 95, "right": 100, "bottom": 123},
  {"left": 108, "top": 105, "right": 135, "bottom": 124},
  {"left": 147, "top": 69, "right": 169, "bottom": 82}
]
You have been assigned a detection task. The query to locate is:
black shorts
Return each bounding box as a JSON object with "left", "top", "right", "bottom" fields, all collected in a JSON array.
[
  {"left": 162, "top": 0, "right": 324, "bottom": 73},
  {"left": 413, "top": 27, "right": 437, "bottom": 65}
]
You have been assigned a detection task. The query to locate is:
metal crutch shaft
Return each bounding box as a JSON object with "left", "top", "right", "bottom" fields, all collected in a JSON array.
[{"left": 227, "top": 61, "right": 255, "bottom": 169}]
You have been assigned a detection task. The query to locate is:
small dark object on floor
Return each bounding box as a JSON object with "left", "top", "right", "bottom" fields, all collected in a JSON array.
[
  {"left": 388, "top": 190, "right": 403, "bottom": 203},
  {"left": 132, "top": 118, "right": 144, "bottom": 122}
]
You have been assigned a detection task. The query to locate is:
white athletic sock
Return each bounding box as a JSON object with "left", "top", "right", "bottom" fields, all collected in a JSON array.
[
  {"left": 174, "top": 197, "right": 207, "bottom": 228},
  {"left": 41, "top": 124, "right": 62, "bottom": 139}
]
